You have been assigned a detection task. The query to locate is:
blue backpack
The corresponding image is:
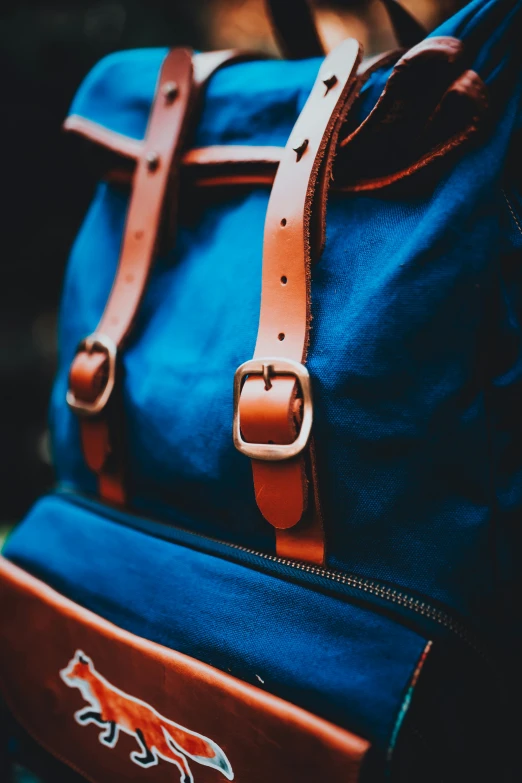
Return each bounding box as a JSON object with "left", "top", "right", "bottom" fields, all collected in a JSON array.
[{"left": 2, "top": 0, "right": 521, "bottom": 780}]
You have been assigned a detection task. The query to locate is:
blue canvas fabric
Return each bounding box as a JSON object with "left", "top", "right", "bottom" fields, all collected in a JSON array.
[
  {"left": 47, "top": 0, "right": 522, "bottom": 642},
  {"left": 3, "top": 0, "right": 522, "bottom": 767}
]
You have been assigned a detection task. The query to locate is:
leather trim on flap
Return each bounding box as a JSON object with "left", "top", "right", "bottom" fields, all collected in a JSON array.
[
  {"left": 0, "top": 556, "right": 370, "bottom": 783},
  {"left": 64, "top": 115, "right": 143, "bottom": 160},
  {"left": 65, "top": 39, "right": 487, "bottom": 197}
]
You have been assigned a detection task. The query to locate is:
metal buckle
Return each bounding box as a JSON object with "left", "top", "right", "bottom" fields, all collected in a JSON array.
[
  {"left": 66, "top": 333, "right": 117, "bottom": 417},
  {"left": 233, "top": 357, "right": 313, "bottom": 461}
]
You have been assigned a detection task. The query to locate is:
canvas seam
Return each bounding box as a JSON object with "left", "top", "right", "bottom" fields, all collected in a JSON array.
[
  {"left": 503, "top": 189, "right": 522, "bottom": 238},
  {"left": 385, "top": 640, "right": 433, "bottom": 774}
]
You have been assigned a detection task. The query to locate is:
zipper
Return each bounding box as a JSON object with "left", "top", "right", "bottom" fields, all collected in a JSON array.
[
  {"left": 209, "top": 540, "right": 498, "bottom": 674},
  {"left": 57, "top": 488, "right": 496, "bottom": 672},
  {"left": 503, "top": 188, "right": 522, "bottom": 238},
  {"left": 223, "top": 543, "right": 474, "bottom": 644}
]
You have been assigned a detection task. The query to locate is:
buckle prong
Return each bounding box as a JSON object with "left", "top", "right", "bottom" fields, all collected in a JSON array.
[
  {"left": 66, "top": 332, "right": 117, "bottom": 417},
  {"left": 262, "top": 363, "right": 273, "bottom": 391},
  {"left": 233, "top": 357, "right": 313, "bottom": 461}
]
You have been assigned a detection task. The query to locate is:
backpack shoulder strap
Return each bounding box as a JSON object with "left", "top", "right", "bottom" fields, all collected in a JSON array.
[{"left": 234, "top": 38, "right": 363, "bottom": 564}]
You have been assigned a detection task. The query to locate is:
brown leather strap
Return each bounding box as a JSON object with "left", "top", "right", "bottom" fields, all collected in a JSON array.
[
  {"left": 67, "top": 49, "right": 255, "bottom": 505},
  {"left": 266, "top": 0, "right": 425, "bottom": 59},
  {"left": 67, "top": 48, "right": 195, "bottom": 505},
  {"left": 235, "top": 39, "right": 362, "bottom": 565}
]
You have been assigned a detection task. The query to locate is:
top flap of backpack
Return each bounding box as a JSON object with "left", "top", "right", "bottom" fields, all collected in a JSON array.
[
  {"left": 65, "top": 48, "right": 327, "bottom": 153},
  {"left": 63, "top": 0, "right": 519, "bottom": 191}
]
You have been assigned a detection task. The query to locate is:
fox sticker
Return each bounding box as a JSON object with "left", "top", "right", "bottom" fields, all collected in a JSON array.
[{"left": 60, "top": 650, "right": 234, "bottom": 782}]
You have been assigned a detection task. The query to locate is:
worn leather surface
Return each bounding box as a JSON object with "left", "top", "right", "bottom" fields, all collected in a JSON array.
[
  {"left": 238, "top": 39, "right": 362, "bottom": 564},
  {"left": 0, "top": 557, "right": 369, "bottom": 783}
]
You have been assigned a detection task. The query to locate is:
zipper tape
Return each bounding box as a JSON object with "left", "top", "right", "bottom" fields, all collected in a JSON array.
[{"left": 56, "top": 488, "right": 498, "bottom": 675}]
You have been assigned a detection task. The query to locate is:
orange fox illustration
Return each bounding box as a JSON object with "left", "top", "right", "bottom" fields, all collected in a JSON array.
[{"left": 60, "top": 650, "right": 234, "bottom": 782}]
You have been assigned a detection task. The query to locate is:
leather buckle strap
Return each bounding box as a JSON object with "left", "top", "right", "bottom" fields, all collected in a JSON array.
[
  {"left": 67, "top": 49, "right": 275, "bottom": 507},
  {"left": 67, "top": 47, "right": 195, "bottom": 504},
  {"left": 233, "top": 358, "right": 313, "bottom": 461},
  {"left": 66, "top": 49, "right": 262, "bottom": 506},
  {"left": 66, "top": 333, "right": 117, "bottom": 417},
  {"left": 234, "top": 38, "right": 362, "bottom": 563}
]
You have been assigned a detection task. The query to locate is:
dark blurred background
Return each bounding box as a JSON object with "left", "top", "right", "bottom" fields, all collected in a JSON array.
[{"left": 0, "top": 0, "right": 458, "bottom": 541}]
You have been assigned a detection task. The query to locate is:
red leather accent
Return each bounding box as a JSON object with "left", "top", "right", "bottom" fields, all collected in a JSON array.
[
  {"left": 237, "top": 39, "right": 362, "bottom": 564},
  {"left": 0, "top": 557, "right": 370, "bottom": 783},
  {"left": 240, "top": 380, "right": 307, "bottom": 529},
  {"left": 275, "top": 439, "right": 326, "bottom": 564},
  {"left": 68, "top": 50, "right": 262, "bottom": 505}
]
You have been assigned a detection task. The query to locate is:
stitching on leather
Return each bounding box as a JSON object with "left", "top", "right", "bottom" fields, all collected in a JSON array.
[{"left": 503, "top": 189, "right": 522, "bottom": 238}]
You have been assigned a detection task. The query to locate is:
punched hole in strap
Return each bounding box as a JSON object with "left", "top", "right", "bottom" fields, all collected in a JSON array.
[
  {"left": 292, "top": 137, "right": 309, "bottom": 161},
  {"left": 322, "top": 71, "right": 338, "bottom": 94}
]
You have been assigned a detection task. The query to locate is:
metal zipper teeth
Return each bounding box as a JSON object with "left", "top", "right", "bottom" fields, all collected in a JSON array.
[
  {"left": 60, "top": 489, "right": 491, "bottom": 665},
  {"left": 216, "top": 540, "right": 489, "bottom": 661}
]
